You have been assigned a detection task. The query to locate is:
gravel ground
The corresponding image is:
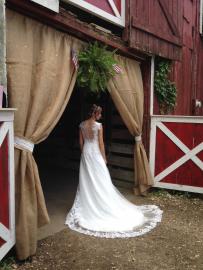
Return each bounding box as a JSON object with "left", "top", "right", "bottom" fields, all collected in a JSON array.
[{"left": 5, "top": 190, "right": 203, "bottom": 270}]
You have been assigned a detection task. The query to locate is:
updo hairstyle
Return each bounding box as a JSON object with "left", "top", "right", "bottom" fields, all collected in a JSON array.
[{"left": 88, "top": 104, "right": 102, "bottom": 117}]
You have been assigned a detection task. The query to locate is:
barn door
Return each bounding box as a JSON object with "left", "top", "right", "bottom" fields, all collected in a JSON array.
[
  {"left": 63, "top": 0, "right": 125, "bottom": 27},
  {"left": 150, "top": 116, "right": 203, "bottom": 193},
  {"left": 0, "top": 110, "right": 15, "bottom": 261},
  {"left": 129, "top": 0, "right": 183, "bottom": 60}
]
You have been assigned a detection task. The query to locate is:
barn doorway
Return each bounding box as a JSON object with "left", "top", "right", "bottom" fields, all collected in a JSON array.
[{"left": 34, "top": 86, "right": 136, "bottom": 239}]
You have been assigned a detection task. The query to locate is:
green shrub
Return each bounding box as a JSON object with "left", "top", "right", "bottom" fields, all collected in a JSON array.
[{"left": 154, "top": 59, "right": 177, "bottom": 114}]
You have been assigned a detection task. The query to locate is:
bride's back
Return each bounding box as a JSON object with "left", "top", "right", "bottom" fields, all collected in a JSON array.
[{"left": 79, "top": 120, "right": 101, "bottom": 152}]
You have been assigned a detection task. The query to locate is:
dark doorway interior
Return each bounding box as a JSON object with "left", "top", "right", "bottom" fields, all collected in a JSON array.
[{"left": 34, "top": 86, "right": 111, "bottom": 239}]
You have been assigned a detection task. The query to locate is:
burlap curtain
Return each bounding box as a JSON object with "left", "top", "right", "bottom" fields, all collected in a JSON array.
[
  {"left": 107, "top": 55, "right": 153, "bottom": 195},
  {"left": 6, "top": 9, "right": 83, "bottom": 260}
]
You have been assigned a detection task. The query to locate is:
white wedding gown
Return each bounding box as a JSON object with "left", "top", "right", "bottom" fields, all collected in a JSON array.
[{"left": 65, "top": 121, "right": 163, "bottom": 238}]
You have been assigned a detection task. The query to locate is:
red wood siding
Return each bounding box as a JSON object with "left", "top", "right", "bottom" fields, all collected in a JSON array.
[
  {"left": 129, "top": 0, "right": 183, "bottom": 60},
  {"left": 0, "top": 133, "right": 9, "bottom": 247},
  {"left": 196, "top": 34, "right": 203, "bottom": 115},
  {"left": 173, "top": 0, "right": 203, "bottom": 116},
  {"left": 172, "top": 49, "right": 193, "bottom": 115},
  {"left": 154, "top": 0, "right": 203, "bottom": 116},
  {"left": 172, "top": 0, "right": 195, "bottom": 115}
]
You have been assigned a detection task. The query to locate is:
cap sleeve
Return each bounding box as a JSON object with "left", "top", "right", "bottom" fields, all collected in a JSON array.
[{"left": 98, "top": 122, "right": 102, "bottom": 130}]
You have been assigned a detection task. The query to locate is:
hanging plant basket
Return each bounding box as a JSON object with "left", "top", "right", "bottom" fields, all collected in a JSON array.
[{"left": 76, "top": 42, "right": 119, "bottom": 95}]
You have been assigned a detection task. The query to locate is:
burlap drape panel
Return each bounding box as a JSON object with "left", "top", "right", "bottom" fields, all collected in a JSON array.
[
  {"left": 6, "top": 9, "right": 83, "bottom": 260},
  {"left": 107, "top": 56, "right": 153, "bottom": 195}
]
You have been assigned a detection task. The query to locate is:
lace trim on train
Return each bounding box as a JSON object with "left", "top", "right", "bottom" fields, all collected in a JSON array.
[{"left": 65, "top": 190, "right": 163, "bottom": 238}]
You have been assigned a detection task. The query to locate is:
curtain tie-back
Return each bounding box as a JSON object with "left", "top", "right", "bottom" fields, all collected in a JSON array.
[
  {"left": 14, "top": 136, "right": 34, "bottom": 153},
  {"left": 135, "top": 134, "right": 142, "bottom": 142}
]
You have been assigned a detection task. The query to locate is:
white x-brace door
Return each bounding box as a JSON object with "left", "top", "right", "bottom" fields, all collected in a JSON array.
[
  {"left": 0, "top": 110, "right": 15, "bottom": 261},
  {"left": 149, "top": 115, "right": 203, "bottom": 193}
]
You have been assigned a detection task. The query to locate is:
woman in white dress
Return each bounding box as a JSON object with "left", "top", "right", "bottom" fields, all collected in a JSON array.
[{"left": 65, "top": 104, "right": 163, "bottom": 238}]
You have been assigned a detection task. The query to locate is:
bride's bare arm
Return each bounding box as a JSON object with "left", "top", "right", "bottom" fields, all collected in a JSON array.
[
  {"left": 79, "top": 129, "right": 84, "bottom": 151},
  {"left": 98, "top": 125, "right": 107, "bottom": 163}
]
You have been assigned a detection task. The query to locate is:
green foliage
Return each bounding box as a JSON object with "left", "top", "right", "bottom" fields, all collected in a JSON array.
[
  {"left": 154, "top": 59, "right": 177, "bottom": 114},
  {"left": 0, "top": 257, "right": 15, "bottom": 270},
  {"left": 77, "top": 42, "right": 118, "bottom": 95}
]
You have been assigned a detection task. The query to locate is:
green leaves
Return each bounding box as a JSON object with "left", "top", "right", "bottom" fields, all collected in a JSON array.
[
  {"left": 0, "top": 257, "right": 15, "bottom": 270},
  {"left": 154, "top": 59, "right": 177, "bottom": 114},
  {"left": 76, "top": 42, "right": 118, "bottom": 95}
]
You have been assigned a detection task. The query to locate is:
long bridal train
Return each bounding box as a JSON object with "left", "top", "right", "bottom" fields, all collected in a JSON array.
[{"left": 65, "top": 121, "right": 163, "bottom": 238}]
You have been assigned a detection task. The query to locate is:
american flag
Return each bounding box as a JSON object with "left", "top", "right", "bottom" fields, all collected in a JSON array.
[
  {"left": 112, "top": 63, "right": 122, "bottom": 74},
  {"left": 71, "top": 49, "right": 79, "bottom": 70}
]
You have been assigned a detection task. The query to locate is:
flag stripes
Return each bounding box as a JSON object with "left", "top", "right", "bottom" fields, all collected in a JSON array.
[
  {"left": 112, "top": 63, "right": 122, "bottom": 74},
  {"left": 71, "top": 49, "right": 79, "bottom": 70}
]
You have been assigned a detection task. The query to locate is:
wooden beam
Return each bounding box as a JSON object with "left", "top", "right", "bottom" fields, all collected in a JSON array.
[
  {"left": 112, "top": 179, "right": 134, "bottom": 188},
  {"left": 110, "top": 167, "right": 134, "bottom": 181},
  {"left": 109, "top": 143, "right": 133, "bottom": 154},
  {"left": 108, "top": 155, "right": 134, "bottom": 169},
  {"left": 6, "top": 0, "right": 147, "bottom": 62}
]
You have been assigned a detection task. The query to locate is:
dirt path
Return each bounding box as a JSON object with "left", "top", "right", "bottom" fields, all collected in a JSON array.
[{"left": 11, "top": 190, "right": 203, "bottom": 270}]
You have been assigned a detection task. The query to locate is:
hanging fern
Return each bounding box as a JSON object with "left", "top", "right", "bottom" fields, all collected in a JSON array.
[{"left": 77, "top": 42, "right": 119, "bottom": 94}]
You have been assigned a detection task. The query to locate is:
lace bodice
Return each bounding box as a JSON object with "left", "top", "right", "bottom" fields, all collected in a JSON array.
[{"left": 79, "top": 121, "right": 102, "bottom": 153}]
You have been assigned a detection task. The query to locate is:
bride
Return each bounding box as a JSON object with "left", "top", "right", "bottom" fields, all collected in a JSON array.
[{"left": 65, "top": 104, "right": 163, "bottom": 238}]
